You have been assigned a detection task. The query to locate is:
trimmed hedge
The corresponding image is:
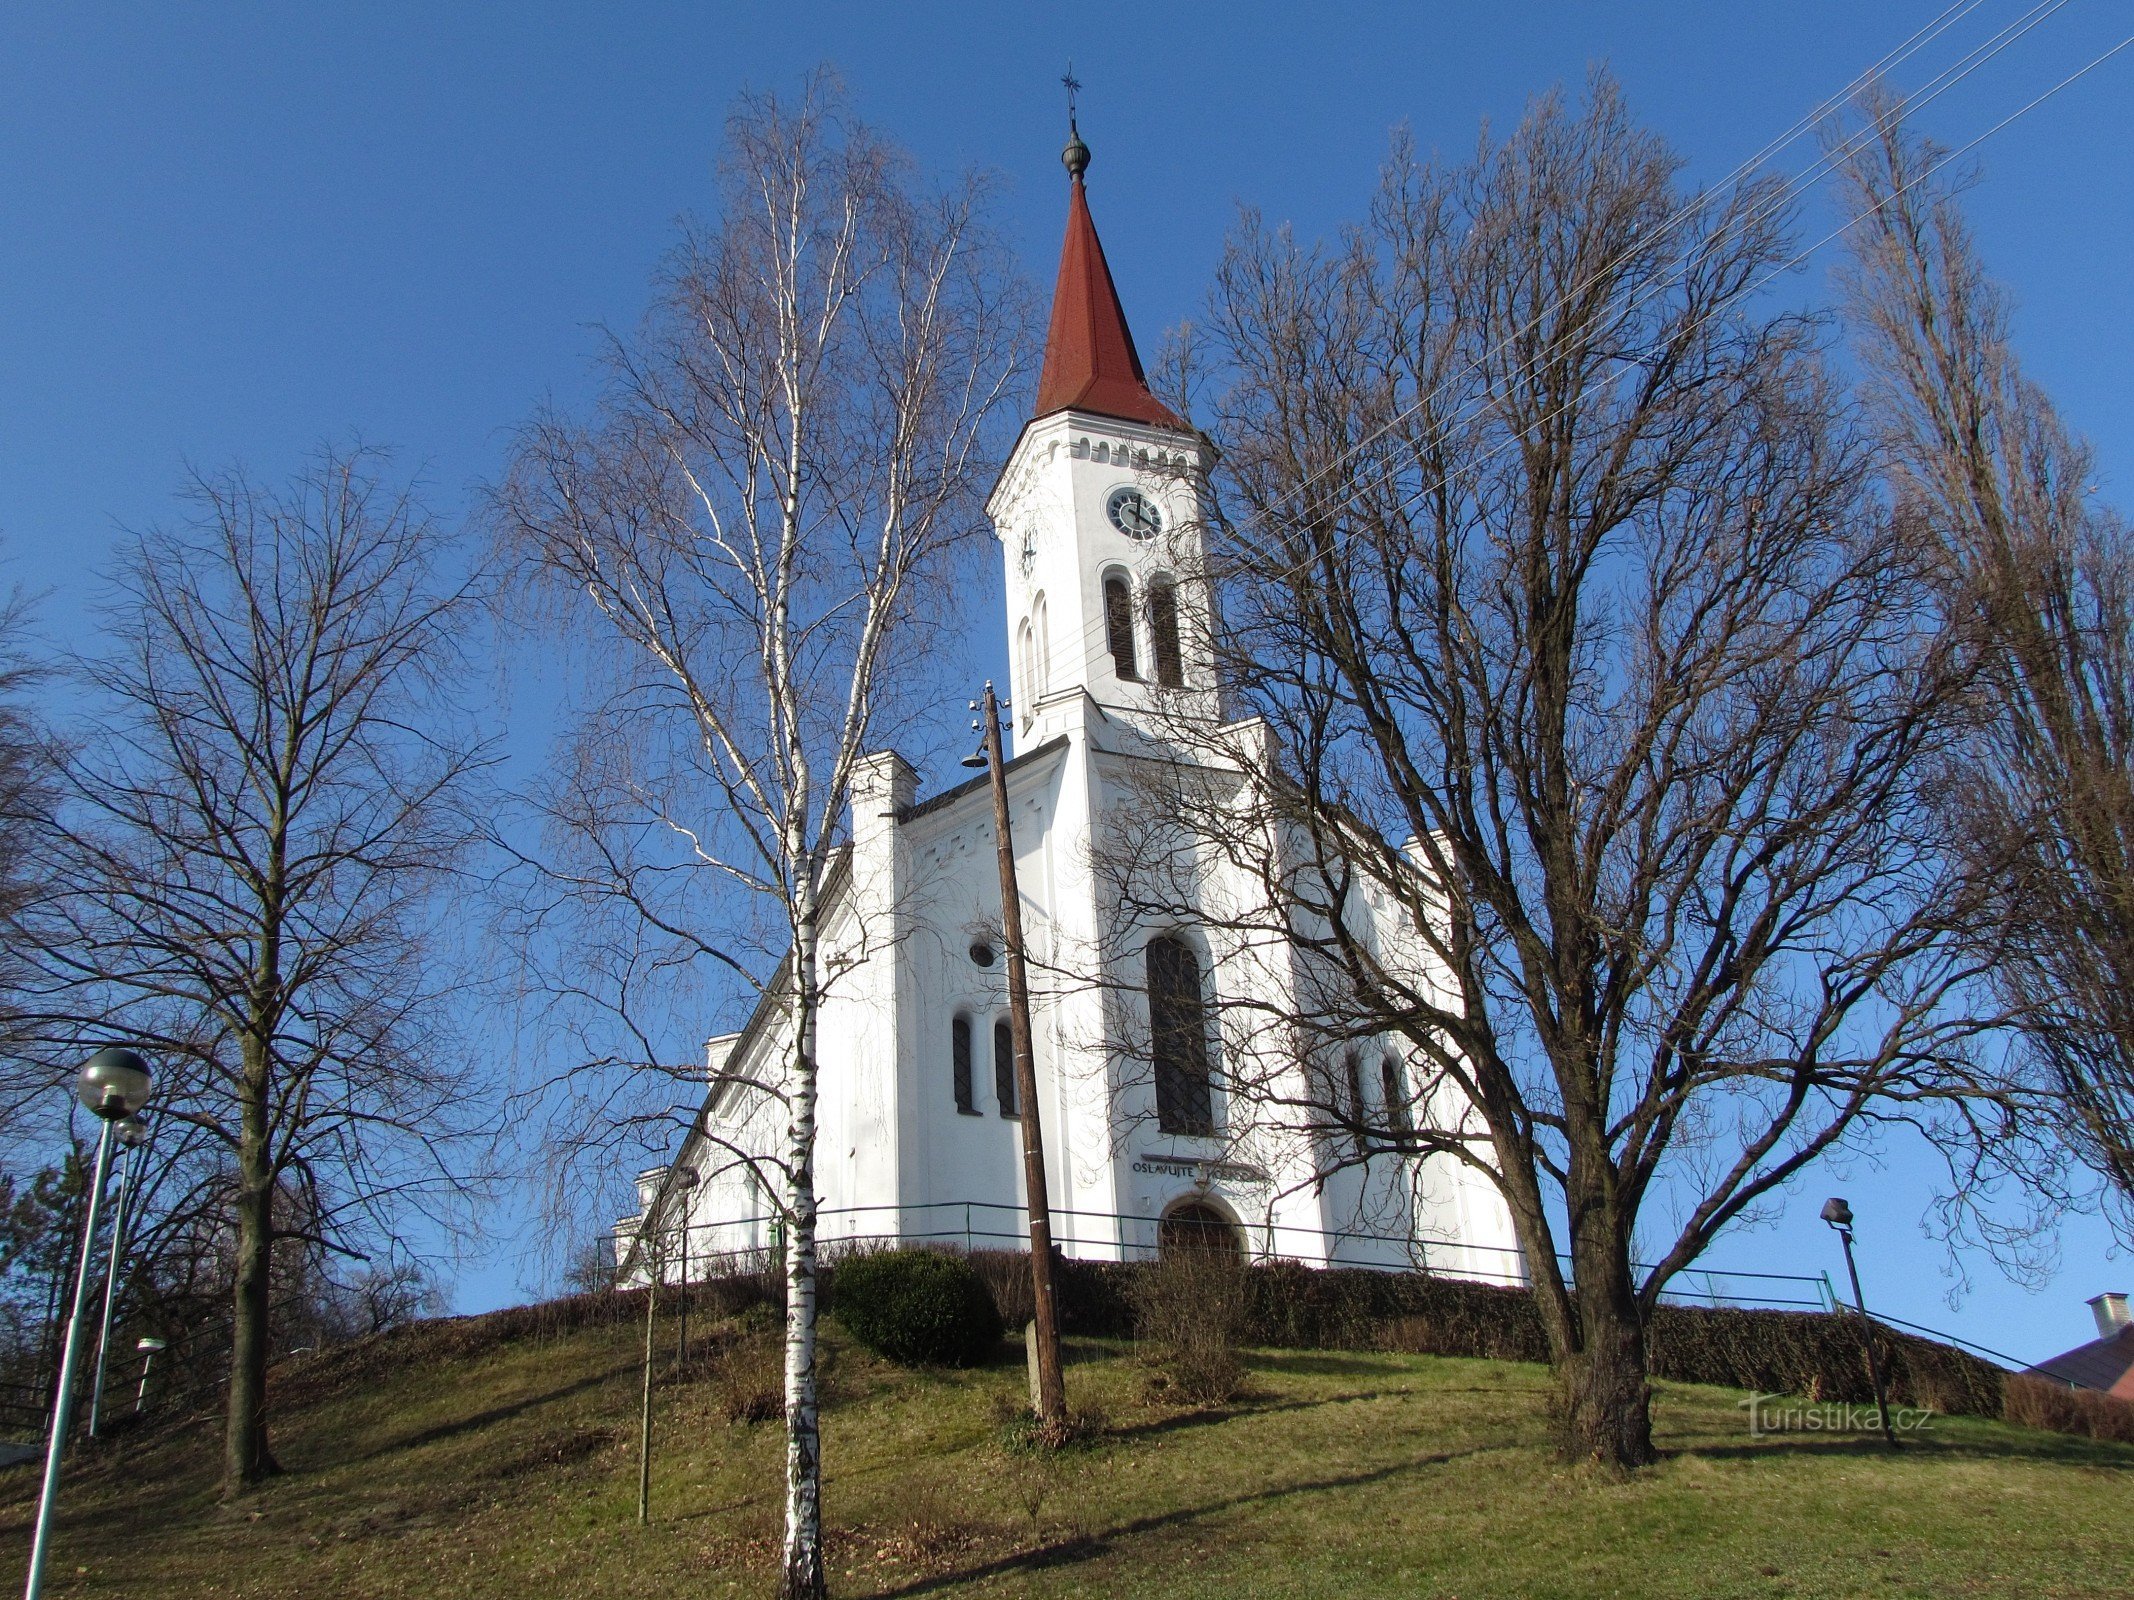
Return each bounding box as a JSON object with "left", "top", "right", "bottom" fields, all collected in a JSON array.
[
  {"left": 829, "top": 1248, "right": 1003, "bottom": 1367},
  {"left": 274, "top": 1249, "right": 2001, "bottom": 1426},
  {"left": 964, "top": 1250, "right": 2004, "bottom": 1417}
]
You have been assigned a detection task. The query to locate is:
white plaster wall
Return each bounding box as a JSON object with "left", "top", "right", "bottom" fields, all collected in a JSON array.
[{"left": 630, "top": 399, "right": 1525, "bottom": 1291}]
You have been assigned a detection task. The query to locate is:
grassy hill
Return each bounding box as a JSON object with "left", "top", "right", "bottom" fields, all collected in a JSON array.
[{"left": 1, "top": 1296, "right": 2128, "bottom": 1600}]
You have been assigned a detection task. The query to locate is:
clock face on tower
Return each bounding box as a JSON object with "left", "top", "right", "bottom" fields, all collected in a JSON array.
[{"left": 1105, "top": 485, "right": 1163, "bottom": 540}]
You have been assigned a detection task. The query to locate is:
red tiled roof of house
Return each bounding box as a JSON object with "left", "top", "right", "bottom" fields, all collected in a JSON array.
[{"left": 2027, "top": 1324, "right": 2134, "bottom": 1399}]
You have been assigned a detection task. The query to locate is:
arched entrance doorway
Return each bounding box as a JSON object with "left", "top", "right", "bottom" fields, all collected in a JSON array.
[{"left": 1158, "top": 1196, "right": 1245, "bottom": 1260}]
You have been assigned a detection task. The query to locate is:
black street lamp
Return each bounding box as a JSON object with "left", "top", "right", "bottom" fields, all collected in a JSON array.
[
  {"left": 24, "top": 1047, "right": 154, "bottom": 1600},
  {"left": 1820, "top": 1197, "right": 1898, "bottom": 1448}
]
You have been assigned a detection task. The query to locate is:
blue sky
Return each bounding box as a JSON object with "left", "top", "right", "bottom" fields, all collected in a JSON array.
[{"left": 3, "top": 3, "right": 2130, "bottom": 1360}]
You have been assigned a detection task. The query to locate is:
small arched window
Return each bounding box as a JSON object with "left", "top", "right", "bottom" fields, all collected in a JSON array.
[
  {"left": 951, "top": 1015, "right": 976, "bottom": 1114},
  {"left": 994, "top": 1017, "right": 1018, "bottom": 1117},
  {"left": 1148, "top": 578, "right": 1184, "bottom": 688},
  {"left": 1103, "top": 573, "right": 1139, "bottom": 681},
  {"left": 1343, "top": 1050, "right": 1371, "bottom": 1151},
  {"left": 1148, "top": 935, "right": 1214, "bottom": 1135}
]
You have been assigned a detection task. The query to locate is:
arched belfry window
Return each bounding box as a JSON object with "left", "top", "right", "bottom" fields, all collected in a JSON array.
[
  {"left": 1148, "top": 935, "right": 1215, "bottom": 1135},
  {"left": 1103, "top": 573, "right": 1138, "bottom": 681},
  {"left": 1148, "top": 578, "right": 1184, "bottom": 688}
]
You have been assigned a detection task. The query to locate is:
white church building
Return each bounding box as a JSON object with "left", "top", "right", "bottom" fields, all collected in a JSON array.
[{"left": 617, "top": 129, "right": 1523, "bottom": 1288}]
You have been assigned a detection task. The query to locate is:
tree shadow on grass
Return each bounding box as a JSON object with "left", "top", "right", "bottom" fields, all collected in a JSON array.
[
  {"left": 1104, "top": 1389, "right": 1397, "bottom": 1443},
  {"left": 864, "top": 1442, "right": 1514, "bottom": 1598},
  {"left": 1680, "top": 1429, "right": 2134, "bottom": 1472},
  {"left": 1246, "top": 1351, "right": 1399, "bottom": 1379},
  {"left": 341, "top": 1360, "right": 639, "bottom": 1466}
]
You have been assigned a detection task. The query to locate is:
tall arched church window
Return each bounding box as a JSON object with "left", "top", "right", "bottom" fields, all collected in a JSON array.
[
  {"left": 1148, "top": 578, "right": 1184, "bottom": 688},
  {"left": 994, "top": 1017, "right": 1018, "bottom": 1117},
  {"left": 951, "top": 1015, "right": 976, "bottom": 1114},
  {"left": 1343, "top": 1050, "right": 1371, "bottom": 1151},
  {"left": 1103, "top": 573, "right": 1138, "bottom": 681},
  {"left": 1017, "top": 620, "right": 1035, "bottom": 719},
  {"left": 1148, "top": 935, "right": 1215, "bottom": 1135},
  {"left": 1381, "top": 1054, "right": 1413, "bottom": 1139}
]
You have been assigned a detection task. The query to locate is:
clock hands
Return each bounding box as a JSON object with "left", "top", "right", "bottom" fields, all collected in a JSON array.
[{"left": 1106, "top": 486, "right": 1161, "bottom": 539}]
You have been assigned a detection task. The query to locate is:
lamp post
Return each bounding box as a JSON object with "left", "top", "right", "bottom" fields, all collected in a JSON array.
[
  {"left": 636, "top": 1220, "right": 660, "bottom": 1526},
  {"left": 671, "top": 1166, "right": 699, "bottom": 1369},
  {"left": 87, "top": 1114, "right": 150, "bottom": 1438},
  {"left": 1820, "top": 1197, "right": 1898, "bottom": 1448},
  {"left": 24, "top": 1047, "right": 153, "bottom": 1600},
  {"left": 964, "top": 684, "right": 1067, "bottom": 1431},
  {"left": 133, "top": 1337, "right": 166, "bottom": 1416}
]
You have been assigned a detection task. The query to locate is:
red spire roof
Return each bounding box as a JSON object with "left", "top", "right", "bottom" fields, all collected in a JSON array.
[{"left": 1033, "top": 175, "right": 1185, "bottom": 431}]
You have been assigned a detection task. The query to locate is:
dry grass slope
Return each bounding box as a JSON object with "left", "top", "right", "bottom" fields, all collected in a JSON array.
[{"left": 0, "top": 1297, "right": 2128, "bottom": 1599}]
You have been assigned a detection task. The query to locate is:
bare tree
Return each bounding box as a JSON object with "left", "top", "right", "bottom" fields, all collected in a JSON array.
[
  {"left": 0, "top": 585, "right": 49, "bottom": 1088},
  {"left": 1134, "top": 77, "right": 1998, "bottom": 1468},
  {"left": 494, "top": 75, "right": 1026, "bottom": 1598},
  {"left": 12, "top": 446, "right": 489, "bottom": 1495},
  {"left": 1836, "top": 95, "right": 2134, "bottom": 1236}
]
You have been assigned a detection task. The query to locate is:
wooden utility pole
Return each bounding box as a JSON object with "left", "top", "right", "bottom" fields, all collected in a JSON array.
[{"left": 977, "top": 683, "right": 1067, "bottom": 1429}]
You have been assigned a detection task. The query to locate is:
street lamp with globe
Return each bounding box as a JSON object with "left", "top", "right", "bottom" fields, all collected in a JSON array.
[
  {"left": 87, "top": 1113, "right": 151, "bottom": 1438},
  {"left": 23, "top": 1048, "right": 153, "bottom": 1600},
  {"left": 1820, "top": 1196, "right": 1898, "bottom": 1449}
]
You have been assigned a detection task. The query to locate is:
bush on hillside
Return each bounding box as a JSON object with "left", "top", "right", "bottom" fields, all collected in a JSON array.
[
  {"left": 831, "top": 1249, "right": 1003, "bottom": 1367},
  {"left": 1129, "top": 1246, "right": 1248, "bottom": 1404},
  {"left": 711, "top": 1329, "right": 785, "bottom": 1423},
  {"left": 2004, "top": 1373, "right": 2134, "bottom": 1444}
]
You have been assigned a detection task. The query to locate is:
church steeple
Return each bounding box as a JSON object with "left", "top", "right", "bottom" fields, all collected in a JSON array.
[{"left": 1032, "top": 126, "right": 1184, "bottom": 432}]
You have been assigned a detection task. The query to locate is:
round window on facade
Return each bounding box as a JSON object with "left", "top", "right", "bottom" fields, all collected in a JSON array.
[{"left": 968, "top": 941, "right": 996, "bottom": 968}]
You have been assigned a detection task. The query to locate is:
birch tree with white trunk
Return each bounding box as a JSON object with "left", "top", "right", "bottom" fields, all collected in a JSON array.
[{"left": 496, "top": 76, "right": 1027, "bottom": 1598}]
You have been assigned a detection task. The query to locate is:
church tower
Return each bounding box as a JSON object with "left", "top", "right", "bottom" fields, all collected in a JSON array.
[{"left": 987, "top": 119, "right": 1215, "bottom": 752}]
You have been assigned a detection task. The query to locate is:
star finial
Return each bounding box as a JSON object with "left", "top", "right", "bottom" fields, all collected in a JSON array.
[{"left": 1060, "top": 64, "right": 1090, "bottom": 180}]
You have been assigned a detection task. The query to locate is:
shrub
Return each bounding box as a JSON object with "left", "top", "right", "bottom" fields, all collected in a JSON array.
[
  {"left": 830, "top": 1249, "right": 1003, "bottom": 1367},
  {"left": 2004, "top": 1373, "right": 2134, "bottom": 1445},
  {"left": 1129, "top": 1246, "right": 1248, "bottom": 1405},
  {"left": 710, "top": 1329, "right": 784, "bottom": 1424}
]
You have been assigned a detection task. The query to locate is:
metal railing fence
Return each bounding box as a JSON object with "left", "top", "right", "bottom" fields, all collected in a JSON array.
[{"left": 619, "top": 1197, "right": 1839, "bottom": 1314}]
